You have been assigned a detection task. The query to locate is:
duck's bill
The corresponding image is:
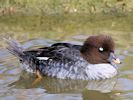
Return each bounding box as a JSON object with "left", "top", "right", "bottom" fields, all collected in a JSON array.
[
  {"left": 112, "top": 58, "right": 121, "bottom": 64},
  {"left": 108, "top": 52, "right": 121, "bottom": 64}
]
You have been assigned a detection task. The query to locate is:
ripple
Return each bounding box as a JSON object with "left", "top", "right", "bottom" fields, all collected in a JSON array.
[
  {"left": 123, "top": 50, "right": 133, "bottom": 57},
  {"left": 22, "top": 39, "right": 56, "bottom": 49}
]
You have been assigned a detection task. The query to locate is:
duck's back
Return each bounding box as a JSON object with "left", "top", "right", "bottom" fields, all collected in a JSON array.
[{"left": 25, "top": 43, "right": 82, "bottom": 62}]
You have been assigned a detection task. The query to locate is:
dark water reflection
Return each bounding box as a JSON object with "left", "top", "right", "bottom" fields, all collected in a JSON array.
[
  {"left": 10, "top": 72, "right": 117, "bottom": 93},
  {"left": 0, "top": 38, "right": 132, "bottom": 100},
  {"left": 10, "top": 73, "right": 117, "bottom": 100}
]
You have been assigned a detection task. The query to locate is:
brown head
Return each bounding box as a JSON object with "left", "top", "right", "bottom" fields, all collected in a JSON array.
[{"left": 80, "top": 35, "right": 120, "bottom": 64}]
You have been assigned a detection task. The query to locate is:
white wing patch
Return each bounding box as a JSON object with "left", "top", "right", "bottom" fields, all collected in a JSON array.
[{"left": 37, "top": 57, "right": 49, "bottom": 60}]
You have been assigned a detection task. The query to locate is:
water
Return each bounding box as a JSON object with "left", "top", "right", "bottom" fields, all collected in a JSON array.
[{"left": 0, "top": 14, "right": 133, "bottom": 100}]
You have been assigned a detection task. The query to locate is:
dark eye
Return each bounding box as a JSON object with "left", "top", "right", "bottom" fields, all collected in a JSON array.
[{"left": 99, "top": 47, "right": 104, "bottom": 52}]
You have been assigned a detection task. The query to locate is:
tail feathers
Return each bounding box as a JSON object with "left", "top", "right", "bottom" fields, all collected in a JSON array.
[
  {"left": 3, "top": 37, "right": 41, "bottom": 72},
  {"left": 4, "top": 38, "right": 25, "bottom": 58}
]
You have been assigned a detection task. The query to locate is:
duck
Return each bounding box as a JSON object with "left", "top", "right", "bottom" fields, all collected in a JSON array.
[{"left": 5, "top": 35, "right": 121, "bottom": 80}]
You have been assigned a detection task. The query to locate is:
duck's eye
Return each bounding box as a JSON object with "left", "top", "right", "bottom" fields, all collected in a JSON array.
[{"left": 99, "top": 47, "right": 104, "bottom": 52}]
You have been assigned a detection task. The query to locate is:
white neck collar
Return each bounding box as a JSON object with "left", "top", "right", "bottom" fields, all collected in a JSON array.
[{"left": 85, "top": 64, "right": 117, "bottom": 80}]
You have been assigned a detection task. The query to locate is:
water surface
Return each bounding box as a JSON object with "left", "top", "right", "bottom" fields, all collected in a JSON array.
[{"left": 0, "top": 14, "right": 133, "bottom": 100}]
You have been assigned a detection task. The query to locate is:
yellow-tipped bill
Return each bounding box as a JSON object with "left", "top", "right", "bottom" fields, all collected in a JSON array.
[{"left": 113, "top": 58, "right": 121, "bottom": 64}]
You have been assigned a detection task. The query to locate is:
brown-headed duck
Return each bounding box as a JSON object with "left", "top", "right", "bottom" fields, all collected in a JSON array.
[{"left": 5, "top": 35, "right": 121, "bottom": 80}]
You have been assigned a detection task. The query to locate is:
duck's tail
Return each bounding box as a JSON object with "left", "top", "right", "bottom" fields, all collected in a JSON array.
[
  {"left": 3, "top": 38, "right": 25, "bottom": 60},
  {"left": 3, "top": 37, "right": 40, "bottom": 72}
]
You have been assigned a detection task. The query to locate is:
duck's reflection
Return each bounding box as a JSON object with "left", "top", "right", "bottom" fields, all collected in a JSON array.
[
  {"left": 10, "top": 71, "right": 118, "bottom": 94},
  {"left": 82, "top": 90, "right": 114, "bottom": 100}
]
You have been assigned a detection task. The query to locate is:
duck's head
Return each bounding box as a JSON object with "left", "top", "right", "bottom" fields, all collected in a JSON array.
[{"left": 81, "top": 35, "right": 121, "bottom": 65}]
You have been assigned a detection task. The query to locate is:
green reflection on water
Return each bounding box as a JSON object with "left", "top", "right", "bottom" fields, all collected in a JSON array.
[{"left": 0, "top": 13, "right": 133, "bottom": 49}]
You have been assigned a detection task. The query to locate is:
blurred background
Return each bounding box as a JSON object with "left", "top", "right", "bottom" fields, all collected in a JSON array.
[
  {"left": 0, "top": 0, "right": 133, "bottom": 100},
  {"left": 0, "top": 0, "right": 132, "bottom": 48}
]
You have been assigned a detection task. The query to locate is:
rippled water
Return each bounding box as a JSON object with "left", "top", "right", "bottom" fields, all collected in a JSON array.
[
  {"left": 0, "top": 13, "right": 133, "bottom": 100},
  {"left": 0, "top": 36, "right": 132, "bottom": 100}
]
